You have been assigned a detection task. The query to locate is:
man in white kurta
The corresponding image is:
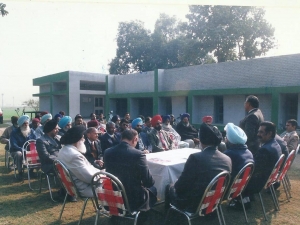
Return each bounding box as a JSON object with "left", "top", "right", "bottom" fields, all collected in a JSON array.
[{"left": 58, "top": 125, "right": 103, "bottom": 198}]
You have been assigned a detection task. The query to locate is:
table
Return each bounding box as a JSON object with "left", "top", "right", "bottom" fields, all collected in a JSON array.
[{"left": 146, "top": 148, "right": 201, "bottom": 201}]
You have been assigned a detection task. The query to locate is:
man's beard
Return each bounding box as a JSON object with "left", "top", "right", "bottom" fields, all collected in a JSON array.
[
  {"left": 182, "top": 122, "right": 189, "bottom": 127},
  {"left": 21, "top": 126, "right": 31, "bottom": 137},
  {"left": 155, "top": 125, "right": 162, "bottom": 131},
  {"left": 76, "top": 140, "right": 87, "bottom": 154}
]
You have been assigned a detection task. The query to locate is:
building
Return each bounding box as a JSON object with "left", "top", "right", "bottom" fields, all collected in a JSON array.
[{"left": 33, "top": 54, "right": 300, "bottom": 130}]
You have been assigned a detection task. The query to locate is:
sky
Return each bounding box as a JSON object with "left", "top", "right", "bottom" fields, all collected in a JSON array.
[{"left": 1, "top": 0, "right": 300, "bottom": 107}]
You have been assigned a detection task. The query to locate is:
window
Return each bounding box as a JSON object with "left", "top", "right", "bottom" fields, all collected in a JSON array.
[
  {"left": 95, "top": 97, "right": 103, "bottom": 107},
  {"left": 80, "top": 81, "right": 106, "bottom": 91},
  {"left": 214, "top": 96, "right": 223, "bottom": 124}
]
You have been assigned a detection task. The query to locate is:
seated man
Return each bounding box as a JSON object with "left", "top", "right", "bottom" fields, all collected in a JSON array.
[
  {"left": 283, "top": 119, "right": 299, "bottom": 152},
  {"left": 165, "top": 123, "right": 231, "bottom": 213},
  {"left": 58, "top": 126, "right": 103, "bottom": 198},
  {"left": 223, "top": 123, "right": 254, "bottom": 208},
  {"left": 58, "top": 116, "right": 72, "bottom": 137},
  {"left": 170, "top": 114, "right": 177, "bottom": 129},
  {"left": 84, "top": 127, "right": 103, "bottom": 169},
  {"left": 148, "top": 115, "right": 172, "bottom": 152},
  {"left": 111, "top": 115, "right": 121, "bottom": 129},
  {"left": 115, "top": 118, "right": 129, "bottom": 136},
  {"left": 10, "top": 115, "right": 36, "bottom": 180},
  {"left": 36, "top": 119, "right": 61, "bottom": 174},
  {"left": 100, "top": 121, "right": 120, "bottom": 155},
  {"left": 72, "top": 114, "right": 87, "bottom": 128},
  {"left": 242, "top": 121, "right": 281, "bottom": 204},
  {"left": 35, "top": 113, "right": 52, "bottom": 139},
  {"left": 142, "top": 117, "right": 153, "bottom": 133},
  {"left": 132, "top": 117, "right": 151, "bottom": 153},
  {"left": 104, "top": 129, "right": 157, "bottom": 211},
  {"left": 30, "top": 118, "right": 40, "bottom": 131},
  {"left": 98, "top": 112, "right": 107, "bottom": 125},
  {"left": 176, "top": 113, "right": 200, "bottom": 147},
  {"left": 0, "top": 116, "right": 18, "bottom": 151},
  {"left": 162, "top": 115, "right": 182, "bottom": 149}
]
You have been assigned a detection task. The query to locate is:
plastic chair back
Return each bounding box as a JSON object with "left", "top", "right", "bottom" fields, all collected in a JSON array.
[
  {"left": 264, "top": 154, "right": 285, "bottom": 189},
  {"left": 227, "top": 162, "right": 255, "bottom": 200},
  {"left": 22, "top": 140, "right": 40, "bottom": 165},
  {"left": 277, "top": 150, "right": 295, "bottom": 182},
  {"left": 196, "top": 171, "right": 231, "bottom": 216},
  {"left": 54, "top": 160, "right": 77, "bottom": 197}
]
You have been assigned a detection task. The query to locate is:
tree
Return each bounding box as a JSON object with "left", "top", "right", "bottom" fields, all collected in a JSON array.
[
  {"left": 0, "top": 3, "right": 8, "bottom": 17},
  {"left": 185, "top": 6, "right": 275, "bottom": 62},
  {"left": 109, "top": 14, "right": 213, "bottom": 74},
  {"left": 23, "top": 99, "right": 39, "bottom": 111}
]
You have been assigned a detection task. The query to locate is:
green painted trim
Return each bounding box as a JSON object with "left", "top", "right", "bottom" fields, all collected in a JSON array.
[
  {"left": 153, "top": 69, "right": 159, "bottom": 115},
  {"left": 33, "top": 71, "right": 69, "bottom": 86}
]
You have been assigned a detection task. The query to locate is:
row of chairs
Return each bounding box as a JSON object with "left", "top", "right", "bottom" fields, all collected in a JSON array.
[
  {"left": 165, "top": 149, "right": 297, "bottom": 225},
  {"left": 3, "top": 139, "right": 298, "bottom": 225}
]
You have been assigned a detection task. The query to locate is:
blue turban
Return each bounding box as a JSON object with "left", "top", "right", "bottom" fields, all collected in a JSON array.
[
  {"left": 162, "top": 115, "right": 171, "bottom": 123},
  {"left": 54, "top": 113, "right": 62, "bottom": 119},
  {"left": 17, "top": 115, "right": 30, "bottom": 127},
  {"left": 131, "top": 117, "right": 143, "bottom": 129},
  {"left": 41, "top": 113, "right": 52, "bottom": 124},
  {"left": 225, "top": 123, "right": 247, "bottom": 145},
  {"left": 58, "top": 116, "right": 72, "bottom": 128},
  {"left": 181, "top": 113, "right": 190, "bottom": 120}
]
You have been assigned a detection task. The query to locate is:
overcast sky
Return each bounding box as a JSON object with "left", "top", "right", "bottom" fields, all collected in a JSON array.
[{"left": 1, "top": 0, "right": 300, "bottom": 107}]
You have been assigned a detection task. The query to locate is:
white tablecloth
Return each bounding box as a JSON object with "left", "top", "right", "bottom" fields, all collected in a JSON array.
[{"left": 146, "top": 148, "right": 201, "bottom": 201}]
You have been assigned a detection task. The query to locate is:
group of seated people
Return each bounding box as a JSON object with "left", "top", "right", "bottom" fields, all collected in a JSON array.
[{"left": 0, "top": 109, "right": 299, "bottom": 216}]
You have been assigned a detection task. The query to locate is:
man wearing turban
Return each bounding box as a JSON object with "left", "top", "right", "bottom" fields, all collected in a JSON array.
[
  {"left": 58, "top": 116, "right": 72, "bottom": 136},
  {"left": 148, "top": 115, "right": 172, "bottom": 152},
  {"left": 165, "top": 123, "right": 232, "bottom": 213},
  {"left": 132, "top": 117, "right": 151, "bottom": 153},
  {"left": 35, "top": 113, "right": 52, "bottom": 139},
  {"left": 10, "top": 115, "right": 36, "bottom": 180},
  {"left": 176, "top": 113, "right": 200, "bottom": 147}
]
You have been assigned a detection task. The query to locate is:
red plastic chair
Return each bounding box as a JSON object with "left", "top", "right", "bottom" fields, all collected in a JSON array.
[
  {"left": 275, "top": 150, "right": 296, "bottom": 202},
  {"left": 22, "top": 139, "right": 41, "bottom": 190},
  {"left": 220, "top": 162, "right": 254, "bottom": 224},
  {"left": 164, "top": 171, "right": 231, "bottom": 225},
  {"left": 91, "top": 171, "right": 141, "bottom": 225},
  {"left": 54, "top": 159, "right": 93, "bottom": 225},
  {"left": 258, "top": 154, "right": 285, "bottom": 221}
]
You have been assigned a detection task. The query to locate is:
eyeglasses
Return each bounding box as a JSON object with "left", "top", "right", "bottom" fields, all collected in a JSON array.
[{"left": 136, "top": 124, "right": 142, "bottom": 127}]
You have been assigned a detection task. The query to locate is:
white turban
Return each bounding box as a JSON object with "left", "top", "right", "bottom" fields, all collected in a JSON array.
[{"left": 41, "top": 113, "right": 52, "bottom": 124}]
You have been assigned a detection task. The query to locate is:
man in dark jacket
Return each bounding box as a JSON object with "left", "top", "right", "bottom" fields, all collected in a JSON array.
[
  {"left": 83, "top": 127, "right": 103, "bottom": 169},
  {"left": 36, "top": 119, "right": 61, "bottom": 174},
  {"left": 239, "top": 95, "right": 264, "bottom": 155},
  {"left": 243, "top": 121, "right": 281, "bottom": 200},
  {"left": 176, "top": 113, "right": 200, "bottom": 146},
  {"left": 104, "top": 129, "right": 157, "bottom": 211},
  {"left": 100, "top": 121, "right": 120, "bottom": 155},
  {"left": 165, "top": 123, "right": 232, "bottom": 213}
]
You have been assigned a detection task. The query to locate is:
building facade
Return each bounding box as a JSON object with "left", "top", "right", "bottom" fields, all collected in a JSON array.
[{"left": 33, "top": 54, "right": 300, "bottom": 131}]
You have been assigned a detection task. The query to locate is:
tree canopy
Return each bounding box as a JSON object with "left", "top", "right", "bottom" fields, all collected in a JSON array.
[
  {"left": 0, "top": 3, "right": 8, "bottom": 17},
  {"left": 109, "top": 5, "right": 275, "bottom": 74}
]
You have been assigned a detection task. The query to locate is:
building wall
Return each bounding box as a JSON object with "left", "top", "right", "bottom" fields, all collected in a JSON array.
[
  {"left": 113, "top": 72, "right": 154, "bottom": 94},
  {"left": 52, "top": 95, "right": 67, "bottom": 115},
  {"left": 192, "top": 96, "right": 214, "bottom": 124},
  {"left": 223, "top": 95, "right": 246, "bottom": 125},
  {"left": 172, "top": 96, "right": 187, "bottom": 120},
  {"left": 257, "top": 94, "right": 272, "bottom": 121},
  {"left": 39, "top": 96, "right": 51, "bottom": 112},
  {"left": 40, "top": 84, "right": 51, "bottom": 93}
]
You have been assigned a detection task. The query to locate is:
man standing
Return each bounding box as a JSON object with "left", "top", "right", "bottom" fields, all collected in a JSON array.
[
  {"left": 36, "top": 119, "right": 61, "bottom": 174},
  {"left": 83, "top": 127, "right": 103, "bottom": 169},
  {"left": 104, "top": 129, "right": 157, "bottom": 211},
  {"left": 165, "top": 123, "right": 231, "bottom": 212},
  {"left": 148, "top": 115, "right": 172, "bottom": 152},
  {"left": 0, "top": 116, "right": 18, "bottom": 150},
  {"left": 239, "top": 95, "right": 264, "bottom": 155},
  {"left": 132, "top": 117, "right": 151, "bottom": 153},
  {"left": 176, "top": 113, "right": 200, "bottom": 147},
  {"left": 100, "top": 121, "right": 120, "bottom": 155},
  {"left": 10, "top": 115, "right": 36, "bottom": 180},
  {"left": 283, "top": 119, "right": 299, "bottom": 152},
  {"left": 242, "top": 122, "right": 281, "bottom": 204}
]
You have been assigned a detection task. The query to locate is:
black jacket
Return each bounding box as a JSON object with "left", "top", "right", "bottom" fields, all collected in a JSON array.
[
  {"left": 84, "top": 138, "right": 102, "bottom": 169},
  {"left": 104, "top": 141, "right": 155, "bottom": 211}
]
